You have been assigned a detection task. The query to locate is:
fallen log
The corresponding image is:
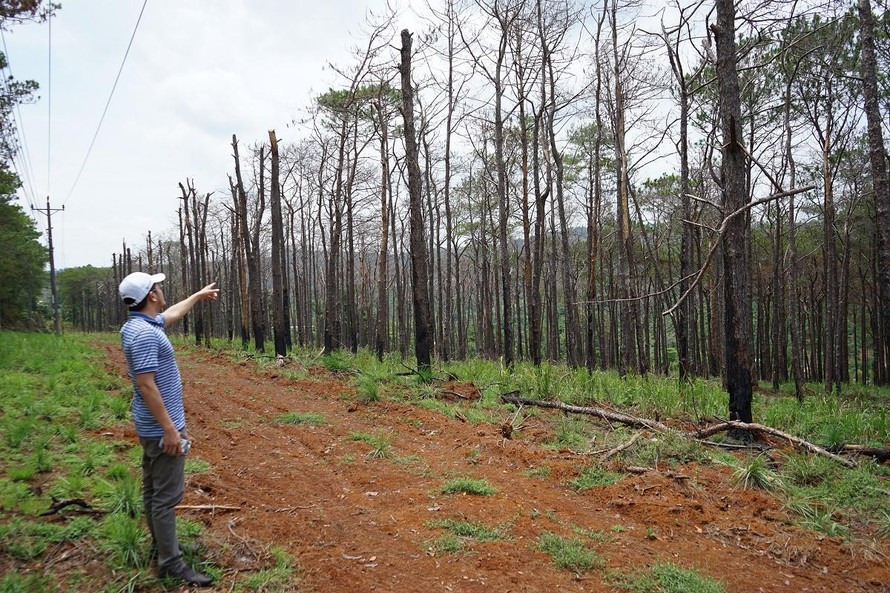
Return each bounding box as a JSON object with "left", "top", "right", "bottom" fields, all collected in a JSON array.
[
  {"left": 503, "top": 394, "right": 859, "bottom": 469},
  {"left": 501, "top": 395, "right": 673, "bottom": 433},
  {"left": 695, "top": 421, "right": 856, "bottom": 468},
  {"left": 839, "top": 444, "right": 890, "bottom": 462}
]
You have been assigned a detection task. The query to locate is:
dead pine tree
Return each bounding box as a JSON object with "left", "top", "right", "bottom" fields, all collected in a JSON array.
[
  {"left": 231, "top": 134, "right": 266, "bottom": 353},
  {"left": 858, "top": 0, "right": 890, "bottom": 384},
  {"left": 268, "top": 129, "right": 287, "bottom": 358},
  {"left": 399, "top": 29, "right": 434, "bottom": 376},
  {"left": 713, "top": 0, "right": 753, "bottom": 425}
]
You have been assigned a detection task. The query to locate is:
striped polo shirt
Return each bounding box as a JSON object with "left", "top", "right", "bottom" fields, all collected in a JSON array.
[{"left": 120, "top": 312, "right": 186, "bottom": 438}]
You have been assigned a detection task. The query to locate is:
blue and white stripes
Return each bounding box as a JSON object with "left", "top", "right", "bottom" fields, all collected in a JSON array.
[{"left": 120, "top": 312, "right": 186, "bottom": 437}]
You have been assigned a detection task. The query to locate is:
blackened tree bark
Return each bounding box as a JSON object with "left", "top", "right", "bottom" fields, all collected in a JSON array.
[
  {"left": 268, "top": 130, "right": 287, "bottom": 357},
  {"left": 858, "top": 0, "right": 890, "bottom": 384},
  {"left": 713, "top": 0, "right": 753, "bottom": 423},
  {"left": 228, "top": 177, "right": 251, "bottom": 349},
  {"left": 177, "top": 208, "right": 190, "bottom": 337},
  {"left": 611, "top": 0, "right": 639, "bottom": 375},
  {"left": 231, "top": 134, "right": 265, "bottom": 352},
  {"left": 663, "top": 8, "right": 694, "bottom": 381},
  {"left": 373, "top": 88, "right": 393, "bottom": 362},
  {"left": 400, "top": 29, "right": 434, "bottom": 374},
  {"left": 779, "top": 45, "right": 804, "bottom": 400}
]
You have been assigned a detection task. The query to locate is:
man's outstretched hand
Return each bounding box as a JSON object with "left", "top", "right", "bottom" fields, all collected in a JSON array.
[{"left": 197, "top": 283, "right": 220, "bottom": 302}]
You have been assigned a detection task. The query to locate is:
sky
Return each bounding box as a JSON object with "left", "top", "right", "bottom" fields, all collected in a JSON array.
[{"left": 4, "top": 0, "right": 413, "bottom": 269}]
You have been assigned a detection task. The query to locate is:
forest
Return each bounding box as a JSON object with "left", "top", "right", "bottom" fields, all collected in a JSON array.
[
  {"left": 2, "top": 2, "right": 890, "bottom": 591},
  {"left": 51, "top": 0, "right": 890, "bottom": 413}
]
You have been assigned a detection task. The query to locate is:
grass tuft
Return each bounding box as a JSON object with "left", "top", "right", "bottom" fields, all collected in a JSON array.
[
  {"left": 439, "top": 477, "right": 497, "bottom": 496},
  {"left": 348, "top": 432, "right": 392, "bottom": 459},
  {"left": 570, "top": 465, "right": 623, "bottom": 490},
  {"left": 355, "top": 373, "right": 381, "bottom": 403},
  {"left": 730, "top": 455, "right": 784, "bottom": 492},
  {"left": 429, "top": 518, "right": 509, "bottom": 542},
  {"left": 780, "top": 452, "right": 836, "bottom": 486},
  {"left": 537, "top": 532, "right": 602, "bottom": 572},
  {"left": 101, "top": 513, "right": 149, "bottom": 569},
  {"left": 614, "top": 562, "right": 727, "bottom": 593},
  {"left": 275, "top": 411, "right": 326, "bottom": 426},
  {"left": 427, "top": 533, "right": 464, "bottom": 554}
]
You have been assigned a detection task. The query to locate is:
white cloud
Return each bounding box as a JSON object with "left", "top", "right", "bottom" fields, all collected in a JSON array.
[{"left": 5, "top": 0, "right": 400, "bottom": 268}]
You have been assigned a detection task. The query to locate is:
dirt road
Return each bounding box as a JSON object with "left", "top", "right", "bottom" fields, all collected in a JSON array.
[{"left": 101, "top": 343, "right": 889, "bottom": 593}]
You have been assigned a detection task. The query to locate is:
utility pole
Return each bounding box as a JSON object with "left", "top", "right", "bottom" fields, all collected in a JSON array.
[{"left": 32, "top": 197, "right": 64, "bottom": 335}]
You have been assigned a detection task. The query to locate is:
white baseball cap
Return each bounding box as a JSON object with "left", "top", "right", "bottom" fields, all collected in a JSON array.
[{"left": 119, "top": 272, "right": 166, "bottom": 305}]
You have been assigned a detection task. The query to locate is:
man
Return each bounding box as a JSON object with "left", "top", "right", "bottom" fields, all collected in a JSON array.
[{"left": 119, "top": 271, "right": 219, "bottom": 587}]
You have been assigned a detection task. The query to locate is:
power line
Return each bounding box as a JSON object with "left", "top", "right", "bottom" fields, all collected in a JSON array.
[
  {"left": 46, "top": 9, "right": 51, "bottom": 195},
  {"left": 63, "top": 0, "right": 149, "bottom": 206}
]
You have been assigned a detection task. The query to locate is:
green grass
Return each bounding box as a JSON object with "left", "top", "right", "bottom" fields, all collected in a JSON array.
[
  {"left": 0, "top": 332, "right": 301, "bottom": 593},
  {"left": 101, "top": 513, "right": 149, "bottom": 569},
  {"left": 783, "top": 495, "right": 849, "bottom": 537},
  {"left": 321, "top": 353, "right": 351, "bottom": 372},
  {"left": 613, "top": 562, "right": 726, "bottom": 593},
  {"left": 416, "top": 398, "right": 498, "bottom": 423},
  {"left": 0, "top": 572, "right": 54, "bottom": 593},
  {"left": 570, "top": 465, "right": 623, "bottom": 490},
  {"left": 347, "top": 431, "right": 392, "bottom": 459},
  {"left": 439, "top": 477, "right": 498, "bottom": 496},
  {"left": 779, "top": 452, "right": 836, "bottom": 486},
  {"left": 526, "top": 466, "right": 551, "bottom": 479},
  {"left": 572, "top": 525, "right": 615, "bottom": 543},
  {"left": 96, "top": 473, "right": 142, "bottom": 517},
  {"left": 427, "top": 533, "right": 465, "bottom": 554},
  {"left": 238, "top": 546, "right": 294, "bottom": 591},
  {"left": 730, "top": 455, "right": 784, "bottom": 492},
  {"left": 275, "top": 411, "right": 326, "bottom": 426},
  {"left": 536, "top": 532, "right": 602, "bottom": 572},
  {"left": 428, "top": 518, "right": 509, "bottom": 542},
  {"left": 185, "top": 458, "right": 213, "bottom": 474},
  {"left": 355, "top": 372, "right": 381, "bottom": 402}
]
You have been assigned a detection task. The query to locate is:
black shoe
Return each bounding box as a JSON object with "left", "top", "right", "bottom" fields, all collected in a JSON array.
[{"left": 160, "top": 564, "right": 213, "bottom": 587}]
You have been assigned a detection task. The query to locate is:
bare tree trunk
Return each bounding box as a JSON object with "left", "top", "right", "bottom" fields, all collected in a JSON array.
[
  {"left": 268, "top": 130, "right": 287, "bottom": 357},
  {"left": 400, "top": 29, "right": 434, "bottom": 373},
  {"left": 232, "top": 135, "right": 265, "bottom": 352},
  {"left": 375, "top": 98, "right": 391, "bottom": 361},
  {"left": 493, "top": 7, "right": 514, "bottom": 368},
  {"left": 530, "top": 98, "right": 549, "bottom": 366},
  {"left": 858, "top": 0, "right": 890, "bottom": 384},
  {"left": 229, "top": 179, "right": 250, "bottom": 349},
  {"left": 822, "top": 133, "right": 839, "bottom": 394},
  {"left": 611, "top": 0, "right": 637, "bottom": 375},
  {"left": 324, "top": 114, "right": 348, "bottom": 354},
  {"left": 177, "top": 209, "right": 190, "bottom": 337},
  {"left": 663, "top": 12, "right": 693, "bottom": 381},
  {"left": 714, "top": 0, "right": 753, "bottom": 424}
]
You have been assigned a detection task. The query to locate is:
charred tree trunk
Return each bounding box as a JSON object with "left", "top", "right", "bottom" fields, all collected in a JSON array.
[
  {"left": 858, "top": 0, "right": 890, "bottom": 384},
  {"left": 232, "top": 135, "right": 265, "bottom": 352},
  {"left": 714, "top": 0, "right": 753, "bottom": 423},
  {"left": 269, "top": 130, "right": 287, "bottom": 357},
  {"left": 375, "top": 99, "right": 391, "bottom": 362},
  {"left": 400, "top": 29, "right": 434, "bottom": 373}
]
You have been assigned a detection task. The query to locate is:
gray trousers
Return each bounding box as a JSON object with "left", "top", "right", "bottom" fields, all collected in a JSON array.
[{"left": 140, "top": 432, "right": 187, "bottom": 572}]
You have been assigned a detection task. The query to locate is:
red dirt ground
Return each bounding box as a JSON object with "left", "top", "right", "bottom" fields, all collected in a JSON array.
[{"left": 97, "top": 342, "right": 889, "bottom": 593}]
